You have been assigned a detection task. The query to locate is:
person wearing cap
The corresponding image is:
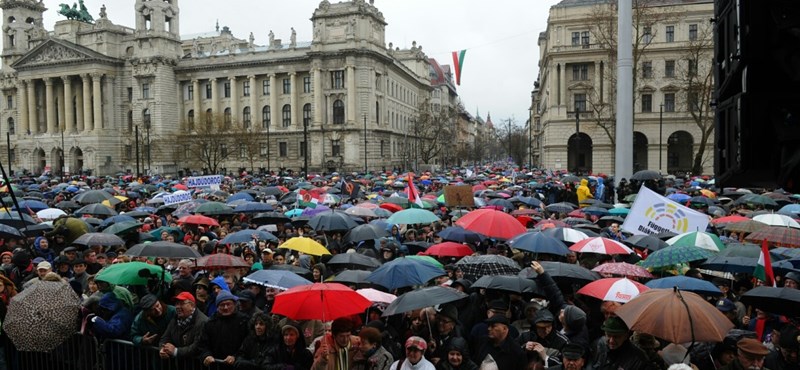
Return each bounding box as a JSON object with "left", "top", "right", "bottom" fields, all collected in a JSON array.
[
  {"left": 130, "top": 294, "right": 176, "bottom": 347},
  {"left": 435, "top": 336, "right": 478, "bottom": 370},
  {"left": 236, "top": 290, "right": 261, "bottom": 318},
  {"left": 783, "top": 272, "right": 800, "bottom": 289},
  {"left": 765, "top": 326, "right": 799, "bottom": 370},
  {"left": 192, "top": 277, "right": 211, "bottom": 315},
  {"left": 518, "top": 309, "right": 569, "bottom": 366},
  {"left": 354, "top": 326, "right": 393, "bottom": 370},
  {"left": 263, "top": 320, "right": 314, "bottom": 369},
  {"left": 430, "top": 305, "right": 463, "bottom": 365},
  {"left": 716, "top": 298, "right": 743, "bottom": 327},
  {"left": 23, "top": 260, "right": 52, "bottom": 289},
  {"left": 196, "top": 290, "right": 250, "bottom": 368},
  {"left": 468, "top": 299, "right": 519, "bottom": 349},
  {"left": 590, "top": 316, "right": 649, "bottom": 370},
  {"left": 473, "top": 314, "right": 526, "bottom": 370},
  {"left": 389, "top": 336, "right": 435, "bottom": 370},
  {"left": 70, "top": 257, "right": 89, "bottom": 293},
  {"left": 88, "top": 291, "right": 134, "bottom": 340},
  {"left": 720, "top": 338, "right": 770, "bottom": 370},
  {"left": 547, "top": 343, "right": 588, "bottom": 370},
  {"left": 159, "top": 291, "right": 208, "bottom": 364},
  {"left": 312, "top": 317, "right": 362, "bottom": 370}
]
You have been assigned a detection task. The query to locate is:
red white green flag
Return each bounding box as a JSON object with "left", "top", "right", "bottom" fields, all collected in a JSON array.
[
  {"left": 754, "top": 240, "right": 776, "bottom": 287},
  {"left": 451, "top": 50, "right": 466, "bottom": 85}
]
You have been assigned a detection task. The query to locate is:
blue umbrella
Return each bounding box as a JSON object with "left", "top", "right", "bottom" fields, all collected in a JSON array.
[
  {"left": 508, "top": 232, "right": 570, "bottom": 256},
  {"left": 284, "top": 209, "right": 304, "bottom": 217},
  {"left": 99, "top": 214, "right": 136, "bottom": 228},
  {"left": 773, "top": 260, "right": 800, "bottom": 275},
  {"left": 134, "top": 206, "right": 157, "bottom": 213},
  {"left": 437, "top": 226, "right": 486, "bottom": 244},
  {"left": 12, "top": 200, "right": 49, "bottom": 212},
  {"left": 220, "top": 229, "right": 278, "bottom": 244},
  {"left": 645, "top": 276, "right": 723, "bottom": 296},
  {"left": 366, "top": 257, "right": 446, "bottom": 290},
  {"left": 667, "top": 193, "right": 691, "bottom": 203},
  {"left": 228, "top": 192, "right": 255, "bottom": 202},
  {"left": 779, "top": 204, "right": 800, "bottom": 217},
  {"left": 243, "top": 270, "right": 312, "bottom": 290},
  {"left": 235, "top": 202, "right": 274, "bottom": 213}
]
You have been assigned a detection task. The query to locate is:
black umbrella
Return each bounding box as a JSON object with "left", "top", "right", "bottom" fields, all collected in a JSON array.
[
  {"left": 125, "top": 241, "right": 202, "bottom": 258},
  {"left": 455, "top": 255, "right": 521, "bottom": 280},
  {"left": 403, "top": 241, "right": 433, "bottom": 255},
  {"left": 55, "top": 200, "right": 82, "bottom": 211},
  {"left": 519, "top": 262, "right": 599, "bottom": 284},
  {"left": 437, "top": 226, "right": 486, "bottom": 244},
  {"left": 471, "top": 275, "right": 541, "bottom": 294},
  {"left": 22, "top": 223, "right": 53, "bottom": 237},
  {"left": 382, "top": 286, "right": 468, "bottom": 316},
  {"left": 343, "top": 224, "right": 390, "bottom": 244},
  {"left": 268, "top": 264, "right": 313, "bottom": 280},
  {"left": 630, "top": 170, "right": 662, "bottom": 181},
  {"left": 545, "top": 202, "right": 576, "bottom": 214},
  {"left": 74, "top": 203, "right": 118, "bottom": 217},
  {"left": 251, "top": 211, "right": 290, "bottom": 225},
  {"left": 327, "top": 253, "right": 382, "bottom": 271},
  {"left": 487, "top": 199, "right": 514, "bottom": 211},
  {"left": 331, "top": 269, "right": 373, "bottom": 285},
  {"left": 72, "top": 232, "right": 126, "bottom": 247},
  {"left": 73, "top": 190, "right": 115, "bottom": 205},
  {"left": 309, "top": 212, "right": 359, "bottom": 232},
  {"left": 0, "top": 212, "right": 37, "bottom": 228},
  {"left": 512, "top": 196, "right": 543, "bottom": 208},
  {"left": 0, "top": 223, "right": 24, "bottom": 240},
  {"left": 624, "top": 234, "right": 669, "bottom": 251},
  {"left": 740, "top": 286, "right": 800, "bottom": 317}
]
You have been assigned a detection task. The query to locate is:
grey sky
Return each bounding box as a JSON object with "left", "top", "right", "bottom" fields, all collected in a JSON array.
[{"left": 40, "top": 0, "right": 561, "bottom": 126}]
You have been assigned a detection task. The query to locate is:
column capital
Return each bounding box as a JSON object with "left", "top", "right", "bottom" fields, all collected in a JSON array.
[
  {"left": 288, "top": 72, "right": 296, "bottom": 77},
  {"left": 192, "top": 79, "right": 199, "bottom": 84},
  {"left": 61, "top": 76, "right": 72, "bottom": 84},
  {"left": 229, "top": 75, "right": 237, "bottom": 81},
  {"left": 209, "top": 77, "right": 217, "bottom": 82},
  {"left": 81, "top": 73, "right": 91, "bottom": 80},
  {"left": 247, "top": 75, "right": 256, "bottom": 80},
  {"left": 44, "top": 77, "right": 54, "bottom": 85},
  {"left": 268, "top": 73, "right": 276, "bottom": 78},
  {"left": 90, "top": 72, "right": 103, "bottom": 79}
]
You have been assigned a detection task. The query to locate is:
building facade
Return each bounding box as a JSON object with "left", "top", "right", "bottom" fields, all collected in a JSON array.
[
  {"left": 531, "top": 0, "right": 715, "bottom": 176},
  {"left": 0, "top": 0, "right": 462, "bottom": 176}
]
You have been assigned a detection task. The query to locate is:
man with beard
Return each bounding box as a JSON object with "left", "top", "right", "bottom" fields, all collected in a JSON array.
[
  {"left": 197, "top": 291, "right": 250, "bottom": 368},
  {"left": 589, "top": 317, "right": 649, "bottom": 370},
  {"left": 721, "top": 338, "right": 770, "bottom": 370},
  {"left": 159, "top": 292, "right": 208, "bottom": 364},
  {"left": 131, "top": 294, "right": 176, "bottom": 347}
]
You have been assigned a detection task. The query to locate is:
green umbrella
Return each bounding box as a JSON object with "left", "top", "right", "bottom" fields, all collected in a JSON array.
[
  {"left": 149, "top": 226, "right": 185, "bottom": 240},
  {"left": 95, "top": 262, "right": 172, "bottom": 285},
  {"left": 609, "top": 207, "right": 630, "bottom": 216},
  {"left": 665, "top": 231, "right": 725, "bottom": 252},
  {"left": 406, "top": 255, "right": 444, "bottom": 269},
  {"left": 623, "top": 194, "right": 638, "bottom": 203},
  {"left": 639, "top": 245, "right": 717, "bottom": 269},
  {"left": 386, "top": 209, "right": 440, "bottom": 225},
  {"left": 102, "top": 221, "right": 142, "bottom": 236},
  {"left": 194, "top": 202, "right": 235, "bottom": 216}
]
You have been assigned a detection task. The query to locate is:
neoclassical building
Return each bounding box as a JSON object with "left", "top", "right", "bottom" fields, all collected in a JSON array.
[
  {"left": 531, "top": 0, "right": 715, "bottom": 176},
  {"left": 0, "top": 0, "right": 465, "bottom": 176}
]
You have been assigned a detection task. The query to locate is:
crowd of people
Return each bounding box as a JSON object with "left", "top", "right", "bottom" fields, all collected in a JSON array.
[{"left": 0, "top": 166, "right": 794, "bottom": 370}]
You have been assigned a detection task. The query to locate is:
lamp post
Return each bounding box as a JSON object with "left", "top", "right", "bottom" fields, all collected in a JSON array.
[
  {"left": 363, "top": 114, "right": 368, "bottom": 174},
  {"left": 303, "top": 117, "right": 309, "bottom": 176},
  {"left": 5, "top": 132, "right": 10, "bottom": 176},
  {"left": 145, "top": 123, "right": 151, "bottom": 175},
  {"left": 135, "top": 125, "right": 140, "bottom": 178},
  {"left": 659, "top": 104, "right": 663, "bottom": 172},
  {"left": 60, "top": 129, "right": 65, "bottom": 183},
  {"left": 266, "top": 120, "right": 271, "bottom": 174}
]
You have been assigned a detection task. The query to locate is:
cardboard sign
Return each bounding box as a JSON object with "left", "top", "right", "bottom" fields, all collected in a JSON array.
[{"left": 444, "top": 185, "right": 474, "bottom": 207}]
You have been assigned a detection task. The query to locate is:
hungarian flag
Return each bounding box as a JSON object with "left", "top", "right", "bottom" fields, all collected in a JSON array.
[
  {"left": 754, "top": 240, "right": 776, "bottom": 287},
  {"left": 451, "top": 50, "right": 466, "bottom": 85},
  {"left": 406, "top": 173, "right": 424, "bottom": 208},
  {"left": 298, "top": 189, "right": 319, "bottom": 209}
]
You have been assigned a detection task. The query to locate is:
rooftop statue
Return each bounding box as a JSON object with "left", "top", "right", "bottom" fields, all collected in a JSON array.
[{"left": 58, "top": 0, "right": 94, "bottom": 23}]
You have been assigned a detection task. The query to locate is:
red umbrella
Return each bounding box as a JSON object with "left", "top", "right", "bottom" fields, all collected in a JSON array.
[
  {"left": 511, "top": 209, "right": 539, "bottom": 216},
  {"left": 422, "top": 242, "right": 474, "bottom": 258},
  {"left": 173, "top": 184, "right": 188, "bottom": 191},
  {"left": 568, "top": 209, "right": 585, "bottom": 218},
  {"left": 592, "top": 262, "right": 654, "bottom": 278},
  {"left": 534, "top": 219, "right": 570, "bottom": 229},
  {"left": 569, "top": 237, "right": 634, "bottom": 255},
  {"left": 272, "top": 283, "right": 371, "bottom": 321},
  {"left": 472, "top": 184, "right": 487, "bottom": 192},
  {"left": 710, "top": 215, "right": 750, "bottom": 225},
  {"left": 745, "top": 226, "right": 800, "bottom": 247},
  {"left": 577, "top": 278, "right": 649, "bottom": 303},
  {"left": 177, "top": 214, "right": 220, "bottom": 226},
  {"left": 379, "top": 203, "right": 403, "bottom": 213},
  {"left": 455, "top": 209, "right": 527, "bottom": 240},
  {"left": 196, "top": 253, "right": 250, "bottom": 269}
]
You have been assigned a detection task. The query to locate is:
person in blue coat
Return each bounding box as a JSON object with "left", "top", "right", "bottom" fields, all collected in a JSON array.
[
  {"left": 206, "top": 275, "right": 230, "bottom": 317},
  {"left": 89, "top": 292, "right": 134, "bottom": 340}
]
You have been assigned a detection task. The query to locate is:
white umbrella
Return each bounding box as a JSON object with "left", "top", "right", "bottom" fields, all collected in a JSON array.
[
  {"left": 36, "top": 208, "right": 66, "bottom": 221},
  {"left": 753, "top": 214, "right": 800, "bottom": 228}
]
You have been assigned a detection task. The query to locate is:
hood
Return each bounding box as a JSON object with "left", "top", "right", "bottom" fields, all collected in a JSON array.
[
  {"left": 99, "top": 292, "right": 121, "bottom": 312},
  {"left": 580, "top": 179, "right": 589, "bottom": 187},
  {"left": 597, "top": 178, "right": 604, "bottom": 185},
  {"left": 446, "top": 336, "right": 470, "bottom": 356},
  {"left": 210, "top": 276, "right": 230, "bottom": 292},
  {"left": 563, "top": 305, "right": 586, "bottom": 332}
]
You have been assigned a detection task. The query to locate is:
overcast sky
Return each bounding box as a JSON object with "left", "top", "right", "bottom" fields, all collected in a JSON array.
[{"left": 40, "top": 0, "right": 561, "bottom": 126}]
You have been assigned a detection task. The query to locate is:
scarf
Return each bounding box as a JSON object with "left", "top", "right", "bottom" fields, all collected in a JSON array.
[
  {"left": 335, "top": 342, "right": 350, "bottom": 370},
  {"left": 177, "top": 308, "right": 196, "bottom": 329},
  {"left": 755, "top": 318, "right": 767, "bottom": 342}
]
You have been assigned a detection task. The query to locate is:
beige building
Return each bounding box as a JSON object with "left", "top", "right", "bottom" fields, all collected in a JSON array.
[
  {"left": 532, "top": 0, "right": 715, "bottom": 176},
  {"left": 0, "top": 0, "right": 464, "bottom": 176}
]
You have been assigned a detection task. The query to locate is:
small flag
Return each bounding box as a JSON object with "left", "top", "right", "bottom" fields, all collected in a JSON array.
[
  {"left": 451, "top": 50, "right": 466, "bottom": 85},
  {"left": 754, "top": 240, "right": 776, "bottom": 287},
  {"left": 298, "top": 189, "right": 318, "bottom": 209},
  {"left": 406, "top": 172, "right": 424, "bottom": 208}
]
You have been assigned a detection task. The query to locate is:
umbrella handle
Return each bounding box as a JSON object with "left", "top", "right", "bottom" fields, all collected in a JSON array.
[{"left": 676, "top": 287, "right": 697, "bottom": 356}]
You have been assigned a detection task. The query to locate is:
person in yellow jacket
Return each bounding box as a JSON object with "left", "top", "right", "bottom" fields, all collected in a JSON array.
[{"left": 577, "top": 178, "right": 594, "bottom": 206}]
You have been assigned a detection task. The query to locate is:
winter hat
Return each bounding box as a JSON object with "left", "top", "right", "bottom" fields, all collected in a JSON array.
[{"left": 562, "top": 305, "right": 587, "bottom": 332}]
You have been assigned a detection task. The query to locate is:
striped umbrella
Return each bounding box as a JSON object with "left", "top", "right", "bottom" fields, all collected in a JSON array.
[
  {"left": 666, "top": 231, "right": 726, "bottom": 252},
  {"left": 577, "top": 277, "right": 649, "bottom": 303},
  {"left": 592, "top": 262, "right": 653, "bottom": 278},
  {"left": 639, "top": 245, "right": 717, "bottom": 269},
  {"left": 745, "top": 226, "right": 800, "bottom": 248},
  {"left": 569, "top": 237, "right": 634, "bottom": 255}
]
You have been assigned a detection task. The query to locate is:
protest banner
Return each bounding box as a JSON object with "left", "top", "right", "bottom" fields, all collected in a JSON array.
[{"left": 622, "top": 186, "right": 710, "bottom": 236}]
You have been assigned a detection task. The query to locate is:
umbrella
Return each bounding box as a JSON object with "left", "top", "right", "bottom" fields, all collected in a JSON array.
[
  {"left": 220, "top": 229, "right": 279, "bottom": 244},
  {"left": 508, "top": 232, "right": 570, "bottom": 256},
  {"left": 639, "top": 245, "right": 717, "bottom": 269},
  {"left": 234, "top": 202, "right": 274, "bottom": 214},
  {"left": 272, "top": 283, "right": 371, "bottom": 321},
  {"left": 95, "top": 261, "right": 173, "bottom": 285},
  {"left": 454, "top": 255, "right": 521, "bottom": 280},
  {"left": 701, "top": 243, "right": 780, "bottom": 273},
  {"left": 623, "top": 234, "right": 669, "bottom": 252},
  {"left": 366, "top": 257, "right": 446, "bottom": 290},
  {"left": 125, "top": 241, "right": 202, "bottom": 259},
  {"left": 745, "top": 226, "right": 800, "bottom": 247},
  {"left": 326, "top": 253, "right": 382, "bottom": 270},
  {"left": 196, "top": 254, "right": 250, "bottom": 269},
  {"left": 280, "top": 237, "right": 331, "bottom": 256},
  {"left": 645, "top": 276, "right": 723, "bottom": 296},
  {"left": 436, "top": 226, "right": 486, "bottom": 244},
  {"left": 381, "top": 286, "right": 468, "bottom": 316},
  {"left": 149, "top": 226, "right": 185, "bottom": 241},
  {"left": 73, "top": 190, "right": 115, "bottom": 204},
  {"left": 666, "top": 231, "right": 725, "bottom": 252},
  {"left": 519, "top": 262, "right": 600, "bottom": 283},
  {"left": 243, "top": 270, "right": 312, "bottom": 290},
  {"left": 540, "top": 227, "right": 590, "bottom": 244},
  {"left": 194, "top": 202, "right": 235, "bottom": 216},
  {"left": 102, "top": 221, "right": 142, "bottom": 236},
  {"left": 251, "top": 211, "right": 291, "bottom": 225},
  {"left": 308, "top": 212, "right": 358, "bottom": 232},
  {"left": 406, "top": 255, "right": 444, "bottom": 269},
  {"left": 344, "top": 206, "right": 378, "bottom": 218},
  {"left": 343, "top": 224, "right": 390, "bottom": 245},
  {"left": 740, "top": 286, "right": 800, "bottom": 317},
  {"left": 615, "top": 288, "right": 734, "bottom": 343},
  {"left": 12, "top": 199, "right": 49, "bottom": 212},
  {"left": 177, "top": 214, "right": 220, "bottom": 227},
  {"left": 357, "top": 288, "right": 397, "bottom": 305},
  {"left": 331, "top": 270, "right": 373, "bottom": 285},
  {"left": 592, "top": 262, "right": 653, "bottom": 278},
  {"left": 455, "top": 209, "right": 527, "bottom": 240},
  {"left": 55, "top": 200, "right": 81, "bottom": 211},
  {"left": 471, "top": 275, "right": 540, "bottom": 294},
  {"left": 386, "top": 209, "right": 440, "bottom": 225},
  {"left": 74, "top": 203, "right": 118, "bottom": 217},
  {"left": 630, "top": 170, "right": 662, "bottom": 181},
  {"left": 577, "top": 277, "right": 649, "bottom": 303},
  {"left": 421, "top": 242, "right": 474, "bottom": 258},
  {"left": 99, "top": 215, "right": 136, "bottom": 228},
  {"left": 5, "top": 281, "right": 80, "bottom": 352},
  {"left": 570, "top": 237, "right": 633, "bottom": 255},
  {"left": 0, "top": 223, "right": 25, "bottom": 240},
  {"left": 752, "top": 214, "right": 800, "bottom": 228},
  {"left": 723, "top": 220, "right": 769, "bottom": 234},
  {"left": 71, "top": 232, "right": 125, "bottom": 247},
  {"left": 268, "top": 264, "right": 313, "bottom": 280}
]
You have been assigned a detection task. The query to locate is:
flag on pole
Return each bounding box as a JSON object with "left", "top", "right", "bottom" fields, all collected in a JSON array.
[
  {"left": 298, "top": 189, "right": 319, "bottom": 209},
  {"left": 754, "top": 240, "right": 776, "bottom": 287},
  {"left": 451, "top": 50, "right": 466, "bottom": 85},
  {"left": 406, "top": 173, "right": 424, "bottom": 208}
]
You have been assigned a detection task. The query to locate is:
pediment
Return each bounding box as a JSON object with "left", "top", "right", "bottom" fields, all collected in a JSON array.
[
  {"left": 639, "top": 84, "right": 656, "bottom": 93},
  {"left": 660, "top": 83, "right": 681, "bottom": 92},
  {"left": 567, "top": 81, "right": 593, "bottom": 91},
  {"left": 12, "top": 38, "right": 121, "bottom": 70}
]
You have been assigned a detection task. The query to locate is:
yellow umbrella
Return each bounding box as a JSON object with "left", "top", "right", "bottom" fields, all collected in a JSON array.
[
  {"left": 281, "top": 237, "right": 331, "bottom": 256},
  {"left": 101, "top": 195, "right": 129, "bottom": 208}
]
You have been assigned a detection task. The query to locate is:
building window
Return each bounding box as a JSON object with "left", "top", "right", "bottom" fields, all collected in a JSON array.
[
  {"left": 331, "top": 139, "right": 341, "bottom": 157},
  {"left": 220, "top": 143, "right": 228, "bottom": 158},
  {"left": 7, "top": 118, "right": 13, "bottom": 135},
  {"left": 262, "top": 105, "right": 270, "bottom": 128},
  {"left": 142, "top": 108, "right": 151, "bottom": 128},
  {"left": 262, "top": 80, "right": 270, "bottom": 95},
  {"left": 688, "top": 90, "right": 700, "bottom": 113},
  {"left": 641, "top": 94, "right": 652, "bottom": 113},
  {"left": 664, "top": 93, "right": 676, "bottom": 112},
  {"left": 376, "top": 101, "right": 380, "bottom": 123},
  {"left": 282, "top": 104, "right": 291, "bottom": 127},
  {"left": 687, "top": 59, "right": 698, "bottom": 76},
  {"left": 300, "top": 141, "right": 306, "bottom": 157},
  {"left": 331, "top": 71, "right": 345, "bottom": 89},
  {"left": 666, "top": 25, "right": 674, "bottom": 42},
  {"left": 128, "top": 110, "right": 133, "bottom": 131},
  {"left": 127, "top": 87, "right": 133, "bottom": 102},
  {"left": 125, "top": 145, "right": 132, "bottom": 160},
  {"left": 206, "top": 109, "right": 213, "bottom": 125},
  {"left": 239, "top": 146, "right": 247, "bottom": 159},
  {"left": 279, "top": 142, "right": 287, "bottom": 157},
  {"left": 282, "top": 79, "right": 290, "bottom": 94},
  {"left": 573, "top": 93, "right": 587, "bottom": 113},
  {"left": 333, "top": 100, "right": 345, "bottom": 124},
  {"left": 303, "top": 76, "right": 311, "bottom": 93},
  {"left": 224, "top": 107, "right": 231, "bottom": 127},
  {"left": 572, "top": 64, "right": 588, "bottom": 81},
  {"left": 243, "top": 107, "right": 251, "bottom": 128},
  {"left": 187, "top": 110, "right": 194, "bottom": 128},
  {"left": 6, "top": 95, "right": 12, "bottom": 109},
  {"left": 302, "top": 103, "right": 311, "bottom": 127},
  {"left": 642, "top": 61, "right": 653, "bottom": 79},
  {"left": 224, "top": 82, "right": 231, "bottom": 98},
  {"left": 643, "top": 26, "right": 652, "bottom": 44},
  {"left": 206, "top": 83, "right": 212, "bottom": 99},
  {"left": 243, "top": 80, "right": 250, "bottom": 97},
  {"left": 186, "top": 84, "right": 193, "bottom": 100},
  {"left": 380, "top": 140, "right": 384, "bottom": 157},
  {"left": 689, "top": 24, "right": 698, "bottom": 41},
  {"left": 571, "top": 32, "right": 580, "bottom": 46},
  {"left": 260, "top": 143, "right": 268, "bottom": 157},
  {"left": 665, "top": 60, "right": 675, "bottom": 78},
  {"left": 142, "top": 83, "right": 150, "bottom": 99},
  {"left": 581, "top": 31, "right": 590, "bottom": 48}
]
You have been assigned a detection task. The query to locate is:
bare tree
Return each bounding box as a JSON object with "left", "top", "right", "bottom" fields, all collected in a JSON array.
[
  {"left": 179, "top": 113, "right": 235, "bottom": 173},
  {"left": 412, "top": 99, "right": 457, "bottom": 165},
  {"left": 229, "top": 124, "right": 262, "bottom": 173},
  {"left": 496, "top": 119, "right": 529, "bottom": 166}
]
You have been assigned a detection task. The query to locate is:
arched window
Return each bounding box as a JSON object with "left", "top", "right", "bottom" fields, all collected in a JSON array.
[
  {"left": 333, "top": 99, "right": 345, "bottom": 124},
  {"left": 7, "top": 117, "right": 13, "bottom": 135},
  {"left": 303, "top": 104, "right": 312, "bottom": 127},
  {"left": 187, "top": 110, "right": 194, "bottom": 130},
  {"left": 243, "top": 107, "right": 251, "bottom": 129},
  {"left": 206, "top": 109, "right": 213, "bottom": 126},
  {"left": 127, "top": 110, "right": 133, "bottom": 131},
  {"left": 262, "top": 105, "right": 270, "bottom": 129},
  {"left": 143, "top": 108, "right": 151, "bottom": 128},
  {"left": 282, "top": 104, "right": 291, "bottom": 127},
  {"left": 224, "top": 107, "right": 231, "bottom": 127}
]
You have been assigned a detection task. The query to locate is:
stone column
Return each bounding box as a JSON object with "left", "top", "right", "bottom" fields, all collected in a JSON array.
[
  {"left": 210, "top": 78, "right": 219, "bottom": 123},
  {"left": 92, "top": 73, "right": 102, "bottom": 132},
  {"left": 559, "top": 63, "right": 567, "bottom": 107},
  {"left": 75, "top": 85, "right": 84, "bottom": 132},
  {"left": 26, "top": 80, "right": 37, "bottom": 134},
  {"left": 346, "top": 65, "right": 356, "bottom": 124},
  {"left": 56, "top": 83, "right": 65, "bottom": 131},
  {"left": 248, "top": 75, "right": 257, "bottom": 128},
  {"left": 229, "top": 76, "right": 238, "bottom": 125},
  {"left": 289, "top": 72, "right": 297, "bottom": 127},
  {"left": 192, "top": 79, "right": 201, "bottom": 129},
  {"left": 82, "top": 74, "right": 92, "bottom": 132},
  {"left": 45, "top": 78, "right": 56, "bottom": 134},
  {"left": 269, "top": 74, "right": 278, "bottom": 127},
  {"left": 62, "top": 76, "right": 75, "bottom": 133},
  {"left": 312, "top": 68, "right": 322, "bottom": 126},
  {"left": 18, "top": 80, "right": 28, "bottom": 135}
]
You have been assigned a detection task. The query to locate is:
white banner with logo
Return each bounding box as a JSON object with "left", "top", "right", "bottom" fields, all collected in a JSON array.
[{"left": 621, "top": 186, "right": 709, "bottom": 236}]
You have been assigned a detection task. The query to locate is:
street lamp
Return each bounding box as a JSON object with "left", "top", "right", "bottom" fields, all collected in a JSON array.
[
  {"left": 135, "top": 125, "right": 141, "bottom": 177},
  {"left": 60, "top": 129, "right": 65, "bottom": 183},
  {"left": 303, "top": 116, "right": 309, "bottom": 176},
  {"left": 266, "top": 119, "right": 271, "bottom": 174},
  {"left": 363, "top": 114, "right": 368, "bottom": 174},
  {"left": 659, "top": 103, "right": 664, "bottom": 172}
]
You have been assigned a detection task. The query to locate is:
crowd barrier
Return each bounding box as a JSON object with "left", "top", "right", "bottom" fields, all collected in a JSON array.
[{"left": 5, "top": 333, "right": 222, "bottom": 370}]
